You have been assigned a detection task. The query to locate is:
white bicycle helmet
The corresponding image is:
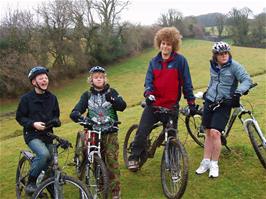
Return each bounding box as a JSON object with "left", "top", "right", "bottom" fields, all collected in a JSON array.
[
  {"left": 212, "top": 41, "right": 231, "bottom": 54},
  {"left": 89, "top": 66, "right": 105, "bottom": 74}
]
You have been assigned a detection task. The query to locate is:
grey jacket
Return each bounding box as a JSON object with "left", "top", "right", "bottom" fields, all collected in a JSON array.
[{"left": 205, "top": 59, "right": 252, "bottom": 102}]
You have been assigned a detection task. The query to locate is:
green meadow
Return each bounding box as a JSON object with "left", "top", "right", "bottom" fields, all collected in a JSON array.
[{"left": 0, "top": 39, "right": 265, "bottom": 199}]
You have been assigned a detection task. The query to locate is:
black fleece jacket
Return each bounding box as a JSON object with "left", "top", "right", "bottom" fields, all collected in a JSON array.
[{"left": 16, "top": 90, "right": 60, "bottom": 144}]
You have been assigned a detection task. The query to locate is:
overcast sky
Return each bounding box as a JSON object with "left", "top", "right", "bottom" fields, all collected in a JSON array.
[{"left": 0, "top": 0, "right": 264, "bottom": 25}]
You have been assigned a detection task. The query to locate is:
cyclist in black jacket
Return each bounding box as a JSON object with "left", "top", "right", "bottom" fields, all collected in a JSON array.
[
  {"left": 16, "top": 66, "right": 60, "bottom": 194},
  {"left": 70, "top": 66, "right": 126, "bottom": 199}
]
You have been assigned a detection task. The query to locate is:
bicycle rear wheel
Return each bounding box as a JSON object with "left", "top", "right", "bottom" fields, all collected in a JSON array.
[
  {"left": 80, "top": 155, "right": 109, "bottom": 199},
  {"left": 123, "top": 123, "right": 163, "bottom": 169},
  {"left": 246, "top": 120, "right": 266, "bottom": 169},
  {"left": 161, "top": 138, "right": 188, "bottom": 199},
  {"left": 32, "top": 175, "right": 91, "bottom": 199},
  {"left": 185, "top": 112, "right": 205, "bottom": 147},
  {"left": 16, "top": 156, "right": 31, "bottom": 199}
]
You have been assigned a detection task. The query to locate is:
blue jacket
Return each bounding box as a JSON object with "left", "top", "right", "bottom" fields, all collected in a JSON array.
[{"left": 205, "top": 59, "right": 252, "bottom": 102}]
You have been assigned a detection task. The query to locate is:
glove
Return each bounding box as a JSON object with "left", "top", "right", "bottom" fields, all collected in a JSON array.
[
  {"left": 70, "top": 111, "right": 85, "bottom": 122},
  {"left": 46, "top": 118, "right": 61, "bottom": 128},
  {"left": 232, "top": 93, "right": 241, "bottom": 108},
  {"left": 188, "top": 104, "right": 198, "bottom": 116},
  {"left": 60, "top": 139, "right": 71, "bottom": 149},
  {"left": 203, "top": 92, "right": 207, "bottom": 100},
  {"left": 145, "top": 95, "right": 156, "bottom": 106},
  {"left": 105, "top": 91, "right": 117, "bottom": 103}
]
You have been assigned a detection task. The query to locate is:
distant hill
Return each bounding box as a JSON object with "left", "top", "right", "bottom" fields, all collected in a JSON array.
[{"left": 194, "top": 12, "right": 224, "bottom": 27}]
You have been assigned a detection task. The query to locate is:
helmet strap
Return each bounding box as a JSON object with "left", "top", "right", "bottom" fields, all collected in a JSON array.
[{"left": 34, "top": 81, "right": 47, "bottom": 93}]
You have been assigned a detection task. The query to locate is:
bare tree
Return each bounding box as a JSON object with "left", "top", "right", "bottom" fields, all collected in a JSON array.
[
  {"left": 227, "top": 7, "right": 252, "bottom": 45},
  {"left": 157, "top": 9, "right": 186, "bottom": 34},
  {"left": 216, "top": 14, "right": 226, "bottom": 39},
  {"left": 93, "top": 0, "right": 129, "bottom": 32},
  {"left": 37, "top": 0, "right": 73, "bottom": 68},
  {"left": 0, "top": 9, "right": 37, "bottom": 97},
  {"left": 250, "top": 13, "right": 266, "bottom": 47}
]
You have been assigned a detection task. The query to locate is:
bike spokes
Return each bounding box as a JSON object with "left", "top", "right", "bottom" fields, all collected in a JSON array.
[{"left": 161, "top": 139, "right": 188, "bottom": 199}]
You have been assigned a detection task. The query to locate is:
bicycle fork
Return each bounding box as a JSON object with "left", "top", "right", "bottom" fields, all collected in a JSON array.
[
  {"left": 164, "top": 137, "right": 181, "bottom": 183},
  {"left": 243, "top": 118, "right": 266, "bottom": 148}
]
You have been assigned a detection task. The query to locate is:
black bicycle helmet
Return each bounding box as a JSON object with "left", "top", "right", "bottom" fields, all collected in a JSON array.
[
  {"left": 89, "top": 66, "right": 105, "bottom": 74},
  {"left": 212, "top": 41, "right": 231, "bottom": 54},
  {"left": 28, "top": 66, "right": 49, "bottom": 81}
]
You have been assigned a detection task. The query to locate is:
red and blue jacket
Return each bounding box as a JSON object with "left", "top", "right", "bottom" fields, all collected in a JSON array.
[{"left": 144, "top": 52, "right": 195, "bottom": 108}]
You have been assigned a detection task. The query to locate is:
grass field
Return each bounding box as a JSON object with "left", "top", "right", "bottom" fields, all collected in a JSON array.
[{"left": 0, "top": 39, "right": 265, "bottom": 199}]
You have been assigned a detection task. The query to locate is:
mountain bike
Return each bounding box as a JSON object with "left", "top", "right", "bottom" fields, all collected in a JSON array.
[
  {"left": 15, "top": 120, "right": 92, "bottom": 199},
  {"left": 74, "top": 117, "right": 120, "bottom": 199},
  {"left": 123, "top": 106, "right": 188, "bottom": 199},
  {"left": 185, "top": 83, "right": 266, "bottom": 169}
]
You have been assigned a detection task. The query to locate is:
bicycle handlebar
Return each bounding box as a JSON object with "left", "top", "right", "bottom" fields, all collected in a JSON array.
[
  {"left": 46, "top": 132, "right": 73, "bottom": 149},
  {"left": 242, "top": 83, "right": 257, "bottom": 95},
  {"left": 77, "top": 117, "right": 121, "bottom": 128},
  {"left": 45, "top": 118, "right": 61, "bottom": 130}
]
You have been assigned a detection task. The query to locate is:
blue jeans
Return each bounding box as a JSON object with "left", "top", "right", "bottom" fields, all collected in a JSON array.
[{"left": 28, "top": 139, "right": 53, "bottom": 178}]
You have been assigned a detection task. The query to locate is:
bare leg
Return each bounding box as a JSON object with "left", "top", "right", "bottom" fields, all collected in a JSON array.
[
  {"left": 203, "top": 129, "right": 212, "bottom": 159},
  {"left": 210, "top": 128, "right": 221, "bottom": 161}
]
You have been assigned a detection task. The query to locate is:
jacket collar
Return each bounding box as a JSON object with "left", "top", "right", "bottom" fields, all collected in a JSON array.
[
  {"left": 90, "top": 84, "right": 110, "bottom": 94},
  {"left": 155, "top": 51, "right": 177, "bottom": 63},
  {"left": 210, "top": 58, "right": 232, "bottom": 72}
]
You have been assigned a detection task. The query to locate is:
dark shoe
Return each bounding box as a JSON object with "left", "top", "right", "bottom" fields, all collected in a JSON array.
[
  {"left": 128, "top": 160, "right": 139, "bottom": 172},
  {"left": 112, "top": 189, "right": 121, "bottom": 199},
  {"left": 25, "top": 182, "right": 37, "bottom": 194}
]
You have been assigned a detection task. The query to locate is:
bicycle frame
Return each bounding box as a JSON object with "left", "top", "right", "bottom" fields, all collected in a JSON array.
[
  {"left": 224, "top": 102, "right": 265, "bottom": 147},
  {"left": 146, "top": 107, "right": 178, "bottom": 160},
  {"left": 83, "top": 128, "right": 102, "bottom": 164}
]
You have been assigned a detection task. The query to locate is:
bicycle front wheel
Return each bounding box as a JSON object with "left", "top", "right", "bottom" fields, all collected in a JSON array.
[
  {"left": 32, "top": 175, "right": 91, "bottom": 199},
  {"left": 161, "top": 138, "right": 188, "bottom": 199},
  {"left": 185, "top": 112, "right": 205, "bottom": 147},
  {"left": 80, "top": 155, "right": 109, "bottom": 199},
  {"left": 246, "top": 120, "right": 266, "bottom": 169},
  {"left": 16, "top": 156, "right": 31, "bottom": 199}
]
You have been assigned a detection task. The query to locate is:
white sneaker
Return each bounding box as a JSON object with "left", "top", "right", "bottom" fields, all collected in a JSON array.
[
  {"left": 209, "top": 161, "right": 219, "bottom": 178},
  {"left": 196, "top": 159, "right": 210, "bottom": 175}
]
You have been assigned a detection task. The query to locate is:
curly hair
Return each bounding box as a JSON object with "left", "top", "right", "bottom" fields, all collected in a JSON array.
[
  {"left": 154, "top": 27, "right": 182, "bottom": 52},
  {"left": 87, "top": 72, "right": 108, "bottom": 86}
]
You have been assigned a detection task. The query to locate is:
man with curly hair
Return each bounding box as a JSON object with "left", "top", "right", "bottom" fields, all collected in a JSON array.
[{"left": 128, "top": 27, "right": 197, "bottom": 171}]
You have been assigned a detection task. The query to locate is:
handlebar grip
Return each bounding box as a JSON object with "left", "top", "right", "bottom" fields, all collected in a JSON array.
[
  {"left": 242, "top": 83, "right": 257, "bottom": 96},
  {"left": 250, "top": 83, "right": 257, "bottom": 89}
]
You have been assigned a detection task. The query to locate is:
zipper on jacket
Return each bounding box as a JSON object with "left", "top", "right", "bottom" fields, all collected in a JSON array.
[{"left": 214, "top": 71, "right": 220, "bottom": 101}]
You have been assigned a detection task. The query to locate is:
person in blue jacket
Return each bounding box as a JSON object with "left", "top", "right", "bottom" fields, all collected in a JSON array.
[
  {"left": 195, "top": 41, "right": 252, "bottom": 178},
  {"left": 16, "top": 66, "right": 60, "bottom": 193},
  {"left": 128, "top": 27, "right": 197, "bottom": 171}
]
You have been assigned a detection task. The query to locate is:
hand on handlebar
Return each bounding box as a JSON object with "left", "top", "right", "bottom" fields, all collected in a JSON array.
[
  {"left": 33, "top": 122, "right": 46, "bottom": 131},
  {"left": 46, "top": 118, "right": 61, "bottom": 128},
  {"left": 145, "top": 95, "right": 156, "bottom": 106},
  {"left": 188, "top": 104, "right": 199, "bottom": 116},
  {"left": 59, "top": 138, "right": 72, "bottom": 149},
  {"left": 232, "top": 93, "right": 241, "bottom": 108}
]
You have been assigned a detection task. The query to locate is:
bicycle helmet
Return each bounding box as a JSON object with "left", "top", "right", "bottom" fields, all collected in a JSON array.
[
  {"left": 89, "top": 66, "right": 105, "bottom": 74},
  {"left": 28, "top": 66, "right": 49, "bottom": 81},
  {"left": 212, "top": 41, "right": 231, "bottom": 54}
]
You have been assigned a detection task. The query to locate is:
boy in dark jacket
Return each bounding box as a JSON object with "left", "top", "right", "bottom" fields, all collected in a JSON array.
[
  {"left": 16, "top": 66, "right": 60, "bottom": 193},
  {"left": 70, "top": 66, "right": 126, "bottom": 199},
  {"left": 128, "top": 27, "right": 197, "bottom": 171}
]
